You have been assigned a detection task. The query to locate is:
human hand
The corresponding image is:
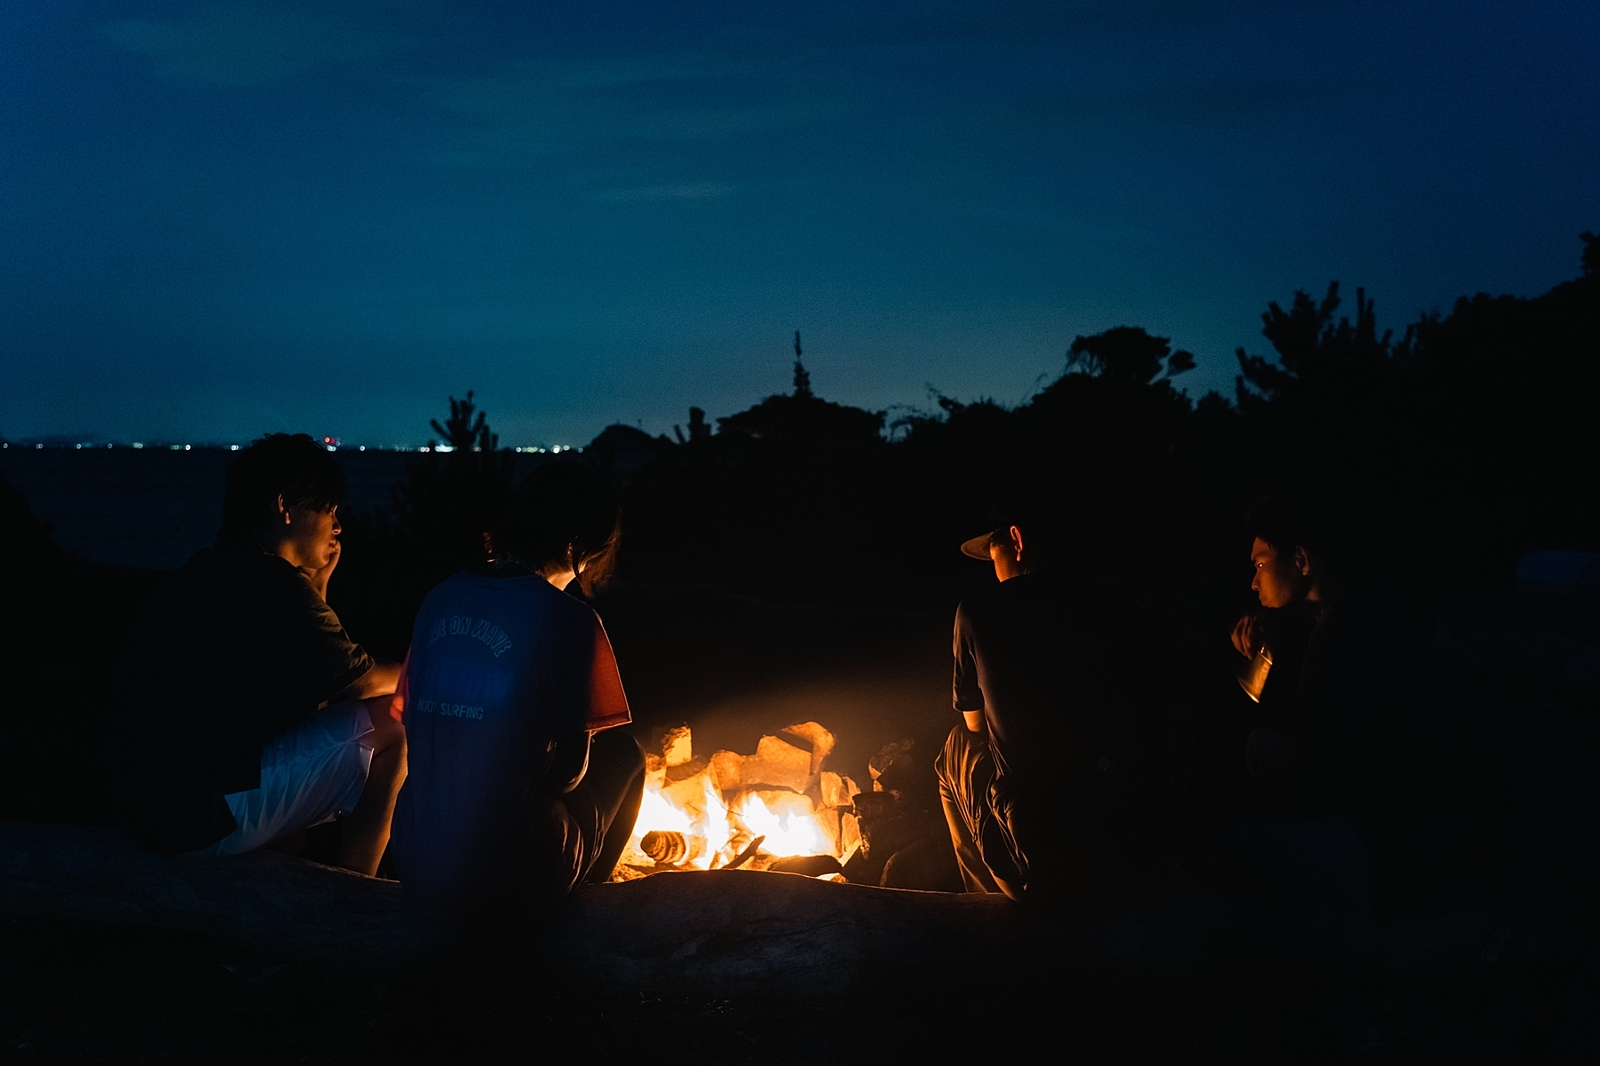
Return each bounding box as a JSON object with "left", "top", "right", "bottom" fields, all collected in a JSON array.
[
  {"left": 1231, "top": 614, "right": 1261, "bottom": 658},
  {"left": 303, "top": 538, "right": 342, "bottom": 601}
]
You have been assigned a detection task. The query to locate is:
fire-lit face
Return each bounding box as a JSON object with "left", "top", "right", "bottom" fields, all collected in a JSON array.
[
  {"left": 1249, "top": 536, "right": 1307, "bottom": 608},
  {"left": 280, "top": 503, "right": 341, "bottom": 572}
]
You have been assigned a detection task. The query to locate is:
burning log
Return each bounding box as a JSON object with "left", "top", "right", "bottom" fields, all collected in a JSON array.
[
  {"left": 767, "top": 855, "right": 844, "bottom": 877},
  {"left": 721, "top": 835, "right": 766, "bottom": 871},
  {"left": 640, "top": 830, "right": 691, "bottom": 865}
]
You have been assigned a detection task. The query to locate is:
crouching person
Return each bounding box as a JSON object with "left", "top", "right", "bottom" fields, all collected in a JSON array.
[
  {"left": 390, "top": 461, "right": 645, "bottom": 925},
  {"left": 120, "top": 434, "right": 405, "bottom": 875}
]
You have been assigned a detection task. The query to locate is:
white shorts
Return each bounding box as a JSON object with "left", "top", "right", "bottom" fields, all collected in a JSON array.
[{"left": 203, "top": 701, "right": 376, "bottom": 856}]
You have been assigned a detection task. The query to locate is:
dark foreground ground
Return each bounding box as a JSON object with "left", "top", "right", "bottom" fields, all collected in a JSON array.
[{"left": 3, "top": 906, "right": 1597, "bottom": 1065}]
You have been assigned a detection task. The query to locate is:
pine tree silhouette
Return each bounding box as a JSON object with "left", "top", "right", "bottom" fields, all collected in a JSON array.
[{"left": 793, "top": 330, "right": 813, "bottom": 399}]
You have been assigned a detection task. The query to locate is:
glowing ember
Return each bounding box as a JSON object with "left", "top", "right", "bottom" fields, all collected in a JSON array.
[{"left": 615, "top": 722, "right": 861, "bottom": 878}]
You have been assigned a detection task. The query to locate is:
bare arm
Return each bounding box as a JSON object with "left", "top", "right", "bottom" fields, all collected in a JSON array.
[{"left": 335, "top": 661, "right": 402, "bottom": 701}]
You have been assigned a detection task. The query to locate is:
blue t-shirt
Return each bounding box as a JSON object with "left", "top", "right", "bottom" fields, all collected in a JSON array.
[{"left": 391, "top": 571, "right": 630, "bottom": 917}]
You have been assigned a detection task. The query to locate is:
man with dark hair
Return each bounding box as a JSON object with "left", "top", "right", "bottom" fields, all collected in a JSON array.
[
  {"left": 120, "top": 434, "right": 405, "bottom": 875},
  {"left": 391, "top": 460, "right": 644, "bottom": 922},
  {"left": 1230, "top": 495, "right": 1331, "bottom": 779},
  {"left": 933, "top": 500, "right": 1146, "bottom": 905},
  {"left": 1217, "top": 495, "right": 1430, "bottom": 910}
]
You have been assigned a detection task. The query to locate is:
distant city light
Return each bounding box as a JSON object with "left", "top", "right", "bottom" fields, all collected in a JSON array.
[
  {"left": 132, "top": 442, "right": 144, "bottom": 449},
  {"left": 230, "top": 444, "right": 240, "bottom": 451}
]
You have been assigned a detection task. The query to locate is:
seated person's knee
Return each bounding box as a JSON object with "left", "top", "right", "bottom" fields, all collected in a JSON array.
[{"left": 593, "top": 729, "right": 644, "bottom": 773}]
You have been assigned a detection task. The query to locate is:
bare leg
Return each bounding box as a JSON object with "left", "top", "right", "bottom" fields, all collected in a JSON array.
[{"left": 337, "top": 696, "right": 407, "bottom": 876}]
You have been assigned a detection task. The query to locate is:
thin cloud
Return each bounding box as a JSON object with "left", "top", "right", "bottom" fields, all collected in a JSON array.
[
  {"left": 587, "top": 183, "right": 736, "bottom": 202},
  {"left": 423, "top": 54, "right": 842, "bottom": 157},
  {"left": 103, "top": 1, "right": 425, "bottom": 85}
]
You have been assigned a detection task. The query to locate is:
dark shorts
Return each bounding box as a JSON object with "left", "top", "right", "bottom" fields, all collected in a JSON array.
[{"left": 530, "top": 730, "right": 646, "bottom": 897}]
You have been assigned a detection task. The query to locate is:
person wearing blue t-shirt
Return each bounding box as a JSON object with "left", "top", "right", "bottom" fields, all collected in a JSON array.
[{"left": 391, "top": 461, "right": 644, "bottom": 922}]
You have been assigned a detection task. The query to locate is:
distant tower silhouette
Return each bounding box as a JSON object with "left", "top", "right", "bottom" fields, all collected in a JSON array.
[{"left": 792, "top": 330, "right": 813, "bottom": 399}]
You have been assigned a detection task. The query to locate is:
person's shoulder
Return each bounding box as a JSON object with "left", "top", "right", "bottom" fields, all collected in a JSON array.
[
  {"left": 955, "top": 579, "right": 1011, "bottom": 631},
  {"left": 174, "top": 543, "right": 304, "bottom": 597},
  {"left": 426, "top": 571, "right": 596, "bottom": 623},
  {"left": 961, "top": 573, "right": 1058, "bottom": 612}
]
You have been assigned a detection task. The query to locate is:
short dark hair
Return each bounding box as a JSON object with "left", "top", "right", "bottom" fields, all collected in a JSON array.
[
  {"left": 496, "top": 460, "right": 620, "bottom": 595},
  {"left": 222, "top": 434, "right": 346, "bottom": 532},
  {"left": 1246, "top": 494, "right": 1325, "bottom": 559}
]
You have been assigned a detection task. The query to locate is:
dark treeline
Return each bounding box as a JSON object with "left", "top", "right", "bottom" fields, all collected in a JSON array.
[{"left": 330, "top": 233, "right": 1599, "bottom": 662}]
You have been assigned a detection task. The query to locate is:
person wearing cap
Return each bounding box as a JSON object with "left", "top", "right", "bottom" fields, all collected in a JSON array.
[{"left": 935, "top": 504, "right": 1131, "bottom": 905}]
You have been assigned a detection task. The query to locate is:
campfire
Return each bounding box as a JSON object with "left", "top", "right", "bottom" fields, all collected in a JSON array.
[{"left": 614, "top": 722, "right": 863, "bottom": 880}]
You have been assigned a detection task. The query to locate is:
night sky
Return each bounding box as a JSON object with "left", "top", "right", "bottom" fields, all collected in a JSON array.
[{"left": 3, "top": 1, "right": 1596, "bottom": 448}]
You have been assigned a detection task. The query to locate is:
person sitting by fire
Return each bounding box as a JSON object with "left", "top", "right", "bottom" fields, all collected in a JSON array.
[
  {"left": 1217, "top": 496, "right": 1443, "bottom": 912},
  {"left": 118, "top": 434, "right": 407, "bottom": 876},
  {"left": 389, "top": 461, "right": 645, "bottom": 924},
  {"left": 934, "top": 498, "right": 1157, "bottom": 906}
]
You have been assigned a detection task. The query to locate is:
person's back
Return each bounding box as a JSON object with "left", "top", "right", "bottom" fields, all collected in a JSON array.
[
  {"left": 393, "top": 569, "right": 629, "bottom": 916},
  {"left": 954, "top": 572, "right": 1095, "bottom": 791},
  {"left": 389, "top": 460, "right": 645, "bottom": 924}
]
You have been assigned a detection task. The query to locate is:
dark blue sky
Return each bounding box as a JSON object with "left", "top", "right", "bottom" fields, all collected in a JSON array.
[{"left": 3, "top": 1, "right": 1596, "bottom": 447}]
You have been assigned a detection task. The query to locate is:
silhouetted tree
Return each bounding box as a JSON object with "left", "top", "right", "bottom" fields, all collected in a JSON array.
[
  {"left": 792, "top": 330, "right": 813, "bottom": 399},
  {"left": 394, "top": 393, "right": 516, "bottom": 575},
  {"left": 430, "top": 390, "right": 495, "bottom": 453},
  {"left": 673, "top": 407, "right": 711, "bottom": 445},
  {"left": 1068, "top": 326, "right": 1196, "bottom": 385},
  {"left": 1234, "top": 282, "right": 1392, "bottom": 406}
]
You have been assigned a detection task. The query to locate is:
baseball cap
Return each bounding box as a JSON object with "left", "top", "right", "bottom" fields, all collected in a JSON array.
[{"left": 960, "top": 528, "right": 1002, "bottom": 560}]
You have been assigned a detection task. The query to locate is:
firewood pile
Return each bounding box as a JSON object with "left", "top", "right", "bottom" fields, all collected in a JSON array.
[{"left": 616, "top": 724, "right": 962, "bottom": 891}]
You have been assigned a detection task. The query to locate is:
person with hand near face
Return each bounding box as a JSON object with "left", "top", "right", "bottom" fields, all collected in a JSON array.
[
  {"left": 1214, "top": 496, "right": 1441, "bottom": 913},
  {"left": 118, "top": 434, "right": 405, "bottom": 875},
  {"left": 1231, "top": 510, "right": 1333, "bottom": 782}
]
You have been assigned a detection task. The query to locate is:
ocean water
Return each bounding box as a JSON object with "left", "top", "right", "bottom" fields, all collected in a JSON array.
[{"left": 1, "top": 447, "right": 415, "bottom": 570}]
